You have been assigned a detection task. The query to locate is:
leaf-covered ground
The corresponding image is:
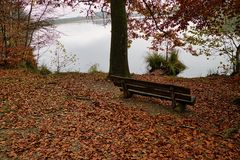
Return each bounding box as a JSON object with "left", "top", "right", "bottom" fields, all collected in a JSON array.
[{"left": 0, "top": 69, "right": 239, "bottom": 159}]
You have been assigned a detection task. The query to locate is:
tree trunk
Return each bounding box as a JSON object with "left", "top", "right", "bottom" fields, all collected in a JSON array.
[
  {"left": 109, "top": 0, "right": 130, "bottom": 77},
  {"left": 2, "top": 25, "right": 8, "bottom": 58},
  {"left": 236, "top": 45, "right": 240, "bottom": 74},
  {"left": 24, "top": 0, "right": 34, "bottom": 47}
]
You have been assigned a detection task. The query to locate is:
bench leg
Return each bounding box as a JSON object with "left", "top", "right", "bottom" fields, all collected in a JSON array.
[
  {"left": 170, "top": 87, "right": 176, "bottom": 109},
  {"left": 178, "top": 103, "right": 186, "bottom": 112},
  {"left": 123, "top": 90, "right": 132, "bottom": 98},
  {"left": 122, "top": 82, "right": 132, "bottom": 98},
  {"left": 172, "top": 100, "right": 176, "bottom": 109}
]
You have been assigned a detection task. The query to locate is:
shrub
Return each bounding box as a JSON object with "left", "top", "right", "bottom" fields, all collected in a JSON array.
[
  {"left": 50, "top": 41, "right": 77, "bottom": 73},
  {"left": 88, "top": 63, "right": 100, "bottom": 73},
  {"left": 38, "top": 65, "right": 52, "bottom": 75},
  {"left": 145, "top": 50, "right": 186, "bottom": 76},
  {"left": 145, "top": 52, "right": 166, "bottom": 72},
  {"left": 18, "top": 60, "right": 36, "bottom": 71},
  {"left": 166, "top": 51, "right": 186, "bottom": 76}
]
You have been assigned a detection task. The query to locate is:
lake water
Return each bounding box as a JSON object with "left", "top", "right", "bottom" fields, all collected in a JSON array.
[{"left": 36, "top": 22, "right": 229, "bottom": 78}]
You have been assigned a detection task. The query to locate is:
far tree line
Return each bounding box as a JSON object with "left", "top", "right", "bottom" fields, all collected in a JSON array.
[{"left": 0, "top": 0, "right": 239, "bottom": 76}]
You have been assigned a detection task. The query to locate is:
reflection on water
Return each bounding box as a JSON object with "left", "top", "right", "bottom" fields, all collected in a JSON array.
[{"left": 37, "top": 22, "right": 229, "bottom": 78}]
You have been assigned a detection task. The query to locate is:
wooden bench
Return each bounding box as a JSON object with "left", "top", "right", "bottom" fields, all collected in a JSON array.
[{"left": 110, "top": 75, "right": 196, "bottom": 109}]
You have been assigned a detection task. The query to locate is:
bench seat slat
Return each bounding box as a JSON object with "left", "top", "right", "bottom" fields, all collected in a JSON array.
[
  {"left": 127, "top": 84, "right": 192, "bottom": 101},
  {"left": 129, "top": 89, "right": 195, "bottom": 105}
]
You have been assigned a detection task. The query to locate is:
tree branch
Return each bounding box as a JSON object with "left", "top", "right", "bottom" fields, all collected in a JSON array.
[{"left": 141, "top": 0, "right": 167, "bottom": 35}]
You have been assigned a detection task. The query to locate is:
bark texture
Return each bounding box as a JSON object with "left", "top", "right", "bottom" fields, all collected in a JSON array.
[
  {"left": 235, "top": 45, "right": 240, "bottom": 74},
  {"left": 109, "top": 0, "right": 130, "bottom": 77}
]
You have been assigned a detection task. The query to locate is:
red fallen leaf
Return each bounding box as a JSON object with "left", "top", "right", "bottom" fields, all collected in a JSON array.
[
  {"left": 193, "top": 129, "right": 198, "bottom": 135},
  {"left": 8, "top": 151, "right": 17, "bottom": 158},
  {"left": 0, "top": 69, "right": 239, "bottom": 159},
  {"left": 165, "top": 144, "right": 172, "bottom": 149},
  {"left": 226, "top": 143, "right": 235, "bottom": 149}
]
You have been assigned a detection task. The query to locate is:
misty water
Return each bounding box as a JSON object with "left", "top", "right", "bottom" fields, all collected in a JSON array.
[{"left": 36, "top": 21, "right": 229, "bottom": 78}]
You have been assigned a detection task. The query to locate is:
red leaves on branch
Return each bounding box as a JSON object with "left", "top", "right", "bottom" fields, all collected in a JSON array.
[{"left": 170, "top": 0, "right": 240, "bottom": 32}]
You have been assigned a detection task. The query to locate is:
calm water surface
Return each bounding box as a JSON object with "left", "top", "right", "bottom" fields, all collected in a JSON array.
[{"left": 37, "top": 22, "right": 228, "bottom": 78}]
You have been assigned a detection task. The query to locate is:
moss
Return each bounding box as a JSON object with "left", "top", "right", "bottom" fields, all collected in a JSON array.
[
  {"left": 175, "top": 103, "right": 187, "bottom": 113},
  {"left": 223, "top": 126, "right": 240, "bottom": 138}
]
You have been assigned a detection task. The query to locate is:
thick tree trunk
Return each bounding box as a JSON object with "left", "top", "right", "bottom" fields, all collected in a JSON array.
[
  {"left": 109, "top": 0, "right": 130, "bottom": 77},
  {"left": 236, "top": 45, "right": 240, "bottom": 74}
]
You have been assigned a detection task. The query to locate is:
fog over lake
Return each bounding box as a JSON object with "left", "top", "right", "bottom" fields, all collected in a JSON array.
[{"left": 36, "top": 21, "right": 229, "bottom": 78}]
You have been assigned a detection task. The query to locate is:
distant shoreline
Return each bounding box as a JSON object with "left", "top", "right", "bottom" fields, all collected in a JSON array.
[{"left": 52, "top": 16, "right": 111, "bottom": 25}]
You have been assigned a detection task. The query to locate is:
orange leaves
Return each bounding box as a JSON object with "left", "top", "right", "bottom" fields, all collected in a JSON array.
[
  {"left": 0, "top": 46, "right": 36, "bottom": 68},
  {"left": 0, "top": 69, "right": 240, "bottom": 159}
]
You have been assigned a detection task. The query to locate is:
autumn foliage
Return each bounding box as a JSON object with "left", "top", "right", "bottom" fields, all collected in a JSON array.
[
  {"left": 0, "top": 0, "right": 55, "bottom": 68},
  {"left": 0, "top": 46, "right": 36, "bottom": 68},
  {"left": 0, "top": 70, "right": 239, "bottom": 159},
  {"left": 1, "top": 1, "right": 240, "bottom": 157}
]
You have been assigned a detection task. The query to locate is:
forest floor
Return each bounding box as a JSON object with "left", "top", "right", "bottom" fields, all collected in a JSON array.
[{"left": 0, "top": 69, "right": 240, "bottom": 159}]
